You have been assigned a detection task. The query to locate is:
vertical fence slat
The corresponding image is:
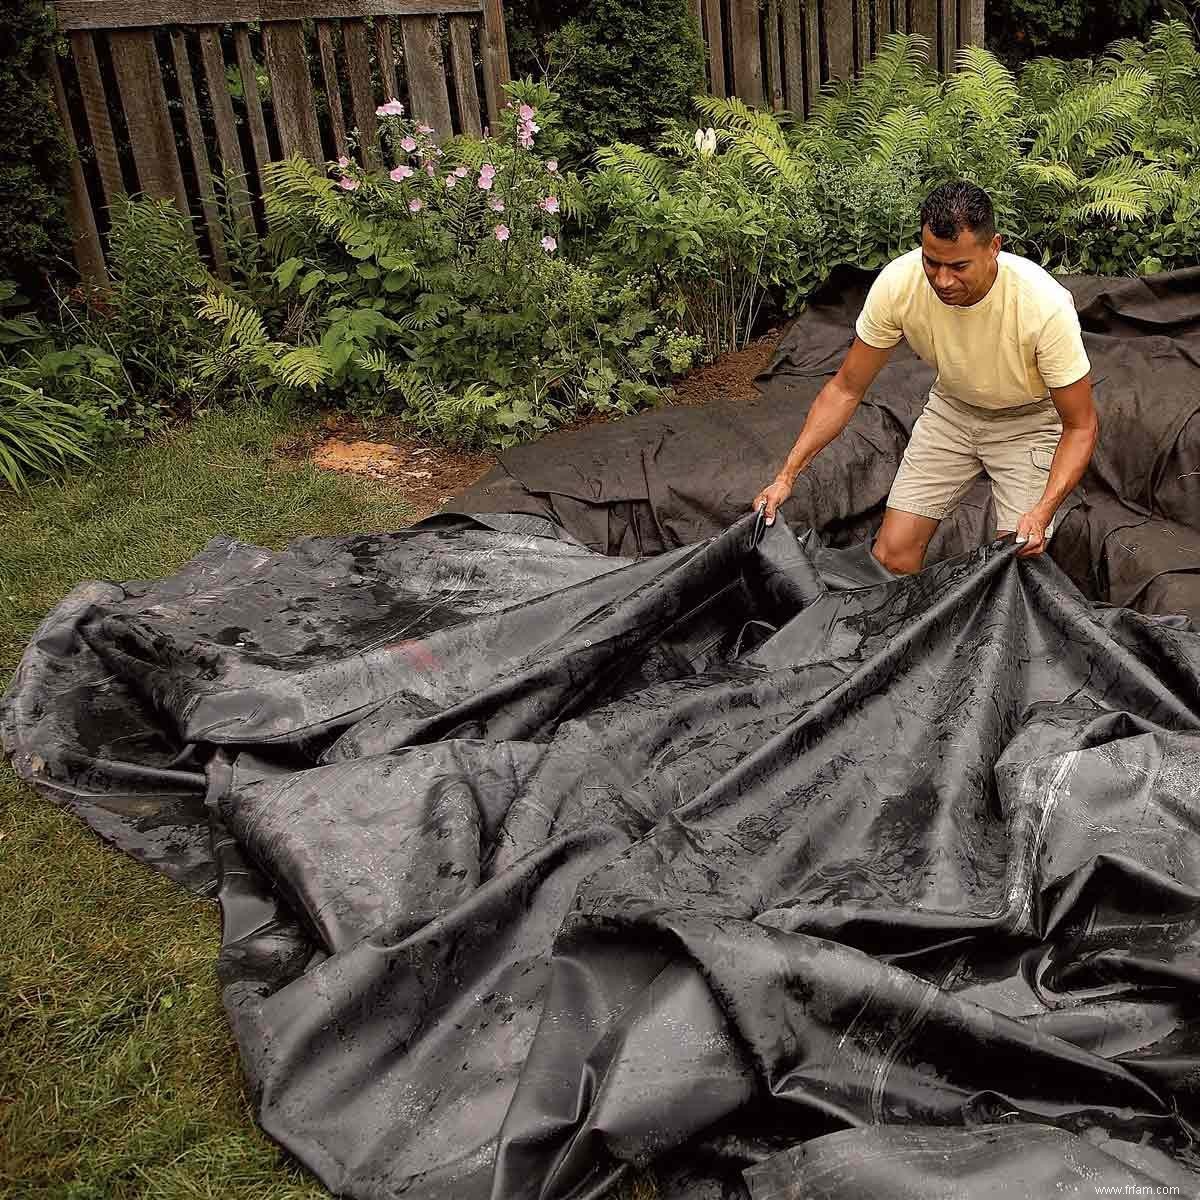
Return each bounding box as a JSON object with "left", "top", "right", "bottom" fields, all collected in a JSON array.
[
  {"left": 764, "top": 0, "right": 784, "bottom": 111},
  {"left": 802, "top": 0, "right": 820, "bottom": 107},
  {"left": 69, "top": 31, "right": 124, "bottom": 206},
  {"left": 911, "top": 0, "right": 938, "bottom": 60},
  {"left": 730, "top": 0, "right": 764, "bottom": 104},
  {"left": 826, "top": 1, "right": 854, "bottom": 79},
  {"left": 169, "top": 31, "right": 227, "bottom": 276},
  {"left": 938, "top": 0, "right": 956, "bottom": 69},
  {"left": 870, "top": 0, "right": 888, "bottom": 53},
  {"left": 893, "top": 0, "right": 907, "bottom": 32},
  {"left": 198, "top": 26, "right": 252, "bottom": 228},
  {"left": 448, "top": 16, "right": 482, "bottom": 137},
  {"left": 480, "top": 0, "right": 510, "bottom": 129},
  {"left": 50, "top": 54, "right": 107, "bottom": 286},
  {"left": 316, "top": 20, "right": 349, "bottom": 161},
  {"left": 108, "top": 29, "right": 189, "bottom": 219},
  {"left": 264, "top": 20, "right": 322, "bottom": 162},
  {"left": 781, "top": 0, "right": 804, "bottom": 113},
  {"left": 342, "top": 18, "right": 379, "bottom": 166},
  {"left": 234, "top": 26, "right": 272, "bottom": 184},
  {"left": 702, "top": 0, "right": 726, "bottom": 98},
  {"left": 854, "top": 0, "right": 869, "bottom": 72},
  {"left": 400, "top": 16, "right": 454, "bottom": 140},
  {"left": 960, "top": 0, "right": 984, "bottom": 45},
  {"left": 376, "top": 16, "right": 398, "bottom": 102}
]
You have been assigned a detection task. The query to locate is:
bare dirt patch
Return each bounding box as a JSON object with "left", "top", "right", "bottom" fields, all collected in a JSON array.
[{"left": 300, "top": 326, "right": 785, "bottom": 520}]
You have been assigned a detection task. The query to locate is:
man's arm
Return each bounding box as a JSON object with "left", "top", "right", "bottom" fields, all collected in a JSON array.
[
  {"left": 753, "top": 337, "right": 894, "bottom": 524},
  {"left": 1014, "top": 374, "right": 1098, "bottom": 557}
]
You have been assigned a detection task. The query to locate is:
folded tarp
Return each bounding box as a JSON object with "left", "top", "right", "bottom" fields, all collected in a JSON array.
[{"left": 6, "top": 269, "right": 1200, "bottom": 1200}]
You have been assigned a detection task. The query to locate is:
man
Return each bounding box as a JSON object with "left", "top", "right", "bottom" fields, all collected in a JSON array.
[{"left": 753, "top": 181, "right": 1098, "bottom": 573}]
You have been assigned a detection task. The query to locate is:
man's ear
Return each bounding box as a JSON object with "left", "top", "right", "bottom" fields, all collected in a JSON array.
[{"left": 990, "top": 233, "right": 1002, "bottom": 258}]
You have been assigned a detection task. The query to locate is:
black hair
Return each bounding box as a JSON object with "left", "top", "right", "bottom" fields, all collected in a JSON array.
[{"left": 920, "top": 181, "right": 995, "bottom": 243}]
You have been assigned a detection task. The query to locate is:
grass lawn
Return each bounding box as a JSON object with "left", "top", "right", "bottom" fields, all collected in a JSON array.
[{"left": 0, "top": 402, "right": 414, "bottom": 1200}]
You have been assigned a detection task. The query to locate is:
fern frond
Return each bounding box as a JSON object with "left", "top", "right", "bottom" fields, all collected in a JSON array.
[
  {"left": 274, "top": 347, "right": 332, "bottom": 390},
  {"left": 591, "top": 143, "right": 676, "bottom": 194},
  {"left": 1030, "top": 68, "right": 1153, "bottom": 161}
]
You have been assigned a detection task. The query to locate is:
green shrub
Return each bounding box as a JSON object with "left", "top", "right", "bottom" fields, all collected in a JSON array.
[
  {"left": 196, "top": 82, "right": 699, "bottom": 447},
  {"left": 0, "top": 0, "right": 70, "bottom": 303},
  {"left": 506, "top": 0, "right": 707, "bottom": 163}
]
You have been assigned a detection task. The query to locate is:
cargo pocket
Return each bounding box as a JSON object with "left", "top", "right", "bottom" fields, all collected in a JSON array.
[{"left": 1030, "top": 448, "right": 1055, "bottom": 472}]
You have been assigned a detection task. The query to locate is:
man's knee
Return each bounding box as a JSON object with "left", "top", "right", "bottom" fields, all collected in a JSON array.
[{"left": 872, "top": 509, "right": 940, "bottom": 575}]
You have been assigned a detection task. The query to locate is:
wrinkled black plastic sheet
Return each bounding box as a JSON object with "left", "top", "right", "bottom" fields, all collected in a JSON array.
[{"left": 6, "top": 272, "right": 1200, "bottom": 1200}]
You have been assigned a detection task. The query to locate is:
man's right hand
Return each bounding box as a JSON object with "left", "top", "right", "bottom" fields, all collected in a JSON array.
[{"left": 752, "top": 478, "right": 793, "bottom": 526}]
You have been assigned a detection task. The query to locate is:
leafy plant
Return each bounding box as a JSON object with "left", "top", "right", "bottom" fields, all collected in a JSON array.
[
  {"left": 0, "top": 375, "right": 97, "bottom": 491},
  {"left": 0, "top": 0, "right": 69, "bottom": 303}
]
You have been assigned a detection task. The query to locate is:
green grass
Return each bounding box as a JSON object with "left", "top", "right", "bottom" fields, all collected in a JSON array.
[{"left": 0, "top": 401, "right": 413, "bottom": 1200}]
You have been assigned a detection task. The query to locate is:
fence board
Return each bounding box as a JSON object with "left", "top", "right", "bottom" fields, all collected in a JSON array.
[
  {"left": 263, "top": 20, "right": 323, "bottom": 161},
  {"left": 730, "top": 0, "right": 763, "bottom": 104},
  {"left": 375, "top": 17, "right": 398, "bottom": 101},
  {"left": 342, "top": 18, "right": 379, "bottom": 166},
  {"left": 702, "top": 0, "right": 726, "bottom": 97},
  {"left": 870, "top": 0, "right": 888, "bottom": 50},
  {"left": 234, "top": 26, "right": 272, "bottom": 178},
  {"left": 855, "top": 0, "right": 869, "bottom": 71},
  {"left": 170, "top": 31, "right": 228, "bottom": 273},
  {"left": 448, "top": 16, "right": 482, "bottom": 137},
  {"left": 781, "top": 0, "right": 804, "bottom": 113},
  {"left": 960, "top": 0, "right": 984, "bottom": 45},
  {"left": 108, "top": 29, "right": 189, "bottom": 215},
  {"left": 316, "top": 20, "right": 349, "bottom": 160},
  {"left": 803, "top": 0, "right": 820, "bottom": 108},
  {"left": 69, "top": 31, "right": 124, "bottom": 205},
  {"left": 50, "top": 54, "right": 107, "bottom": 285},
  {"left": 480, "top": 0, "right": 510, "bottom": 127},
  {"left": 892, "top": 0, "right": 906, "bottom": 32},
  {"left": 938, "top": 0, "right": 955, "bottom": 69},
  {"left": 911, "top": 0, "right": 938, "bottom": 60},
  {"left": 826, "top": 0, "right": 854, "bottom": 79},
  {"left": 57, "top": 0, "right": 481, "bottom": 30},
  {"left": 764, "top": 0, "right": 784, "bottom": 111},
  {"left": 401, "top": 15, "right": 454, "bottom": 138},
  {"left": 198, "top": 25, "right": 252, "bottom": 229}
]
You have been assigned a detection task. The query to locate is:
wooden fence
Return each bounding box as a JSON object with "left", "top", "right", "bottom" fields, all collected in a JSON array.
[
  {"left": 695, "top": 0, "right": 985, "bottom": 113},
  {"left": 50, "top": 0, "right": 511, "bottom": 284},
  {"left": 49, "top": 0, "right": 985, "bottom": 284}
]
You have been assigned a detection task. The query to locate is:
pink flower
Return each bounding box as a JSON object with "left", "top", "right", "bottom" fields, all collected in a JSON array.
[
  {"left": 545, "top": 159, "right": 558, "bottom": 172},
  {"left": 338, "top": 176, "right": 359, "bottom": 190},
  {"left": 519, "top": 133, "right": 534, "bottom": 149},
  {"left": 409, "top": 198, "right": 423, "bottom": 212},
  {"left": 337, "top": 155, "right": 350, "bottom": 168},
  {"left": 453, "top": 164, "right": 469, "bottom": 178},
  {"left": 489, "top": 197, "right": 505, "bottom": 212},
  {"left": 480, "top": 163, "right": 496, "bottom": 178},
  {"left": 477, "top": 175, "right": 493, "bottom": 190},
  {"left": 390, "top": 165, "right": 414, "bottom": 181},
  {"left": 400, "top": 136, "right": 418, "bottom": 153},
  {"left": 425, "top": 162, "right": 436, "bottom": 176},
  {"left": 494, "top": 224, "right": 510, "bottom": 241},
  {"left": 418, "top": 124, "right": 434, "bottom": 134},
  {"left": 519, "top": 104, "right": 535, "bottom": 121},
  {"left": 541, "top": 235, "right": 557, "bottom": 253},
  {"left": 376, "top": 98, "right": 404, "bottom": 117},
  {"left": 539, "top": 195, "right": 559, "bottom": 213},
  {"left": 445, "top": 174, "right": 458, "bottom": 189}
]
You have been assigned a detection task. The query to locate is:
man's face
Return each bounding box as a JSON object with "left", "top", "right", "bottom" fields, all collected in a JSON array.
[{"left": 920, "top": 224, "right": 1001, "bottom": 306}]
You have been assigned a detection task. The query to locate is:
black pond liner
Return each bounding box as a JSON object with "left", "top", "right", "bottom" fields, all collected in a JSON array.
[{"left": 6, "top": 269, "right": 1200, "bottom": 1200}]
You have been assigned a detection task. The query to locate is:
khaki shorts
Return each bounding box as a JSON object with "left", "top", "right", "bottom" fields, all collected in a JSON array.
[{"left": 888, "top": 392, "right": 1063, "bottom": 533}]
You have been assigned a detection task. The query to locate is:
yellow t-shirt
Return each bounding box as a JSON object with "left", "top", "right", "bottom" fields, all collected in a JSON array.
[{"left": 855, "top": 248, "right": 1091, "bottom": 410}]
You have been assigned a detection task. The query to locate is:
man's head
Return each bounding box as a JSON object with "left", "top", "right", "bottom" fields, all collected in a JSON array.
[{"left": 919, "top": 181, "right": 1001, "bottom": 307}]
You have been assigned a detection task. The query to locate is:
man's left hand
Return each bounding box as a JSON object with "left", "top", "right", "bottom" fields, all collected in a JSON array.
[{"left": 1014, "top": 509, "right": 1051, "bottom": 557}]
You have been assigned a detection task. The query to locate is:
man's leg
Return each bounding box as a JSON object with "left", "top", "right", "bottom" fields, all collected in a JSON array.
[
  {"left": 872, "top": 508, "right": 941, "bottom": 574},
  {"left": 979, "top": 402, "right": 1062, "bottom": 539},
  {"left": 876, "top": 394, "right": 981, "bottom": 574}
]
